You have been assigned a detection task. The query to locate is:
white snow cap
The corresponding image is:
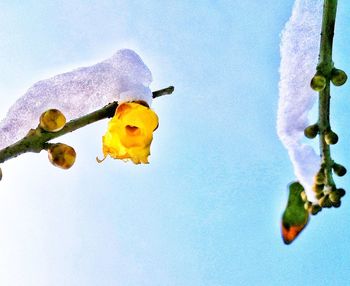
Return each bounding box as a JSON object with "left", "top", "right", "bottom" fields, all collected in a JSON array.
[
  {"left": 277, "top": 0, "right": 323, "bottom": 202},
  {"left": 0, "top": 49, "right": 153, "bottom": 149}
]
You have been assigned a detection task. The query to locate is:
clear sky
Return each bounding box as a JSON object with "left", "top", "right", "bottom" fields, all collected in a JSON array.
[{"left": 1, "top": 1, "right": 350, "bottom": 285}]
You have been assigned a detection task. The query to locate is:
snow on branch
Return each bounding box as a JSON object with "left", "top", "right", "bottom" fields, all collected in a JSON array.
[
  {"left": 277, "top": 0, "right": 323, "bottom": 202},
  {"left": 0, "top": 49, "right": 154, "bottom": 150}
]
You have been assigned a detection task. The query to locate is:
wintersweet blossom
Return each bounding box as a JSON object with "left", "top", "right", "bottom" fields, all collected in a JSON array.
[{"left": 101, "top": 102, "right": 159, "bottom": 164}]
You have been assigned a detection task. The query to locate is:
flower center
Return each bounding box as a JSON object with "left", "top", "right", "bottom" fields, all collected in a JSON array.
[{"left": 125, "top": 125, "right": 141, "bottom": 136}]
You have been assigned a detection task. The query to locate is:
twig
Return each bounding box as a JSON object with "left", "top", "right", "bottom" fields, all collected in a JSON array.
[
  {"left": 317, "top": 0, "right": 337, "bottom": 187},
  {"left": 0, "top": 86, "right": 174, "bottom": 164}
]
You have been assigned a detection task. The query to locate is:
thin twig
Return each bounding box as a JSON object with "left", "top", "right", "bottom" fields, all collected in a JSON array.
[
  {"left": 317, "top": 0, "right": 337, "bottom": 187},
  {"left": 0, "top": 86, "right": 174, "bottom": 164}
]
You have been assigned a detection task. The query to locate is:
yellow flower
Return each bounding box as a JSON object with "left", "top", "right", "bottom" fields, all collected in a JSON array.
[{"left": 101, "top": 101, "right": 159, "bottom": 164}]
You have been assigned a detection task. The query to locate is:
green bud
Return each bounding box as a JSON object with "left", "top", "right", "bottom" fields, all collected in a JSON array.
[
  {"left": 325, "top": 131, "right": 338, "bottom": 145},
  {"left": 311, "top": 73, "right": 327, "bottom": 91},
  {"left": 314, "top": 169, "right": 325, "bottom": 185},
  {"left": 333, "top": 163, "right": 347, "bottom": 177},
  {"left": 335, "top": 188, "right": 346, "bottom": 198},
  {"left": 316, "top": 192, "right": 324, "bottom": 200},
  {"left": 332, "top": 200, "right": 341, "bottom": 208},
  {"left": 318, "top": 196, "right": 326, "bottom": 207},
  {"left": 324, "top": 200, "right": 333, "bottom": 208},
  {"left": 312, "top": 183, "right": 324, "bottom": 194},
  {"left": 0, "top": 167, "right": 2, "bottom": 181},
  {"left": 311, "top": 204, "right": 322, "bottom": 215},
  {"left": 304, "top": 124, "right": 319, "bottom": 139},
  {"left": 319, "top": 195, "right": 332, "bottom": 208},
  {"left": 329, "top": 191, "right": 340, "bottom": 203},
  {"left": 331, "top": 68, "right": 347, "bottom": 86}
]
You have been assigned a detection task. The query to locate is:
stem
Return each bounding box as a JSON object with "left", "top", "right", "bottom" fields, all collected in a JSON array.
[
  {"left": 152, "top": 86, "right": 174, "bottom": 98},
  {"left": 317, "top": 0, "right": 338, "bottom": 187},
  {"left": 0, "top": 86, "right": 174, "bottom": 164}
]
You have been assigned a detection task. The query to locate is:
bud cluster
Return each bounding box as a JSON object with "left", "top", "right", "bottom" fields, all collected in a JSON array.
[
  {"left": 306, "top": 168, "right": 347, "bottom": 215},
  {"left": 305, "top": 67, "right": 348, "bottom": 215}
]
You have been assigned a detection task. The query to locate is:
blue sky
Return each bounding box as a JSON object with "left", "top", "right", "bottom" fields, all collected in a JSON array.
[{"left": 1, "top": 1, "right": 350, "bottom": 285}]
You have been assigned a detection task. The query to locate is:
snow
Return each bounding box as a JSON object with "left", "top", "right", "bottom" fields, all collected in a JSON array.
[
  {"left": 277, "top": 0, "right": 323, "bottom": 202},
  {"left": 0, "top": 49, "right": 153, "bottom": 149}
]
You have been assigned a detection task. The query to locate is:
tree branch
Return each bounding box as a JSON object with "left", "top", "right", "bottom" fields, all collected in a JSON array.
[
  {"left": 305, "top": 0, "right": 347, "bottom": 212},
  {"left": 0, "top": 86, "right": 174, "bottom": 165},
  {"left": 317, "top": 0, "right": 337, "bottom": 187}
]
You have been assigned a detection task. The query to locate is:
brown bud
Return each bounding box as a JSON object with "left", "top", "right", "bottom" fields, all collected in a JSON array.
[
  {"left": 40, "top": 109, "right": 66, "bottom": 132},
  {"left": 48, "top": 143, "right": 76, "bottom": 169}
]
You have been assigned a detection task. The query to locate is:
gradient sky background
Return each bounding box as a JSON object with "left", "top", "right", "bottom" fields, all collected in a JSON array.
[{"left": 1, "top": 1, "right": 350, "bottom": 285}]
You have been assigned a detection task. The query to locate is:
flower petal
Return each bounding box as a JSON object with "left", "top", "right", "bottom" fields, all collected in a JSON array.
[{"left": 101, "top": 102, "right": 158, "bottom": 164}]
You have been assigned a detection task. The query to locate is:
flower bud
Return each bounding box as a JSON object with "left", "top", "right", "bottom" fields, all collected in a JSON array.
[
  {"left": 48, "top": 143, "right": 76, "bottom": 169},
  {"left": 300, "top": 191, "right": 308, "bottom": 202},
  {"left": 310, "top": 73, "right": 326, "bottom": 91},
  {"left": 329, "top": 191, "right": 340, "bottom": 204},
  {"left": 316, "top": 192, "right": 324, "bottom": 200},
  {"left": 304, "top": 124, "right": 319, "bottom": 139},
  {"left": 311, "top": 204, "right": 322, "bottom": 215},
  {"left": 314, "top": 169, "right": 325, "bottom": 185},
  {"left": 335, "top": 188, "right": 346, "bottom": 198},
  {"left": 319, "top": 195, "right": 332, "bottom": 208},
  {"left": 333, "top": 163, "right": 347, "bottom": 177},
  {"left": 332, "top": 200, "right": 341, "bottom": 208},
  {"left": 331, "top": 68, "right": 347, "bottom": 86},
  {"left": 312, "top": 183, "right": 324, "bottom": 194},
  {"left": 324, "top": 131, "right": 338, "bottom": 145},
  {"left": 40, "top": 109, "right": 66, "bottom": 132},
  {"left": 304, "top": 201, "right": 312, "bottom": 211},
  {"left": 0, "top": 167, "right": 2, "bottom": 181}
]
